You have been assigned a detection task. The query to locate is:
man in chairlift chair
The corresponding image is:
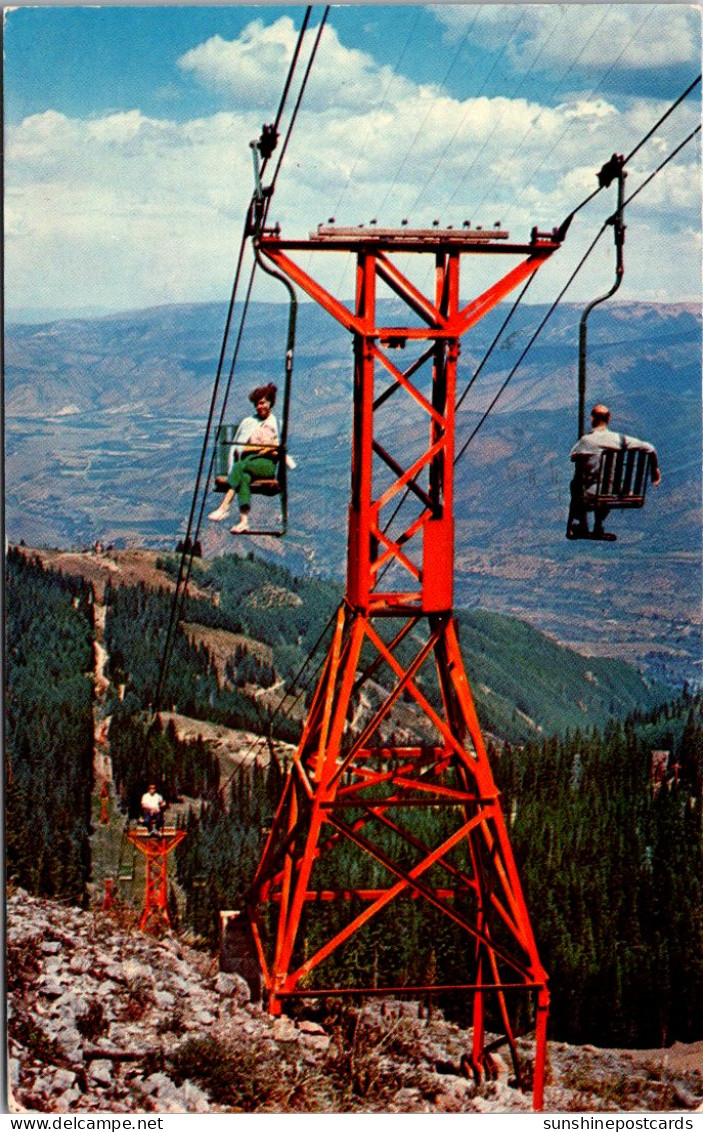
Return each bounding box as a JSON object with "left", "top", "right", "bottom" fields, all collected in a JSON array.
[
  {"left": 141, "top": 783, "right": 167, "bottom": 836},
  {"left": 208, "top": 382, "right": 287, "bottom": 534},
  {"left": 567, "top": 403, "right": 661, "bottom": 541}
]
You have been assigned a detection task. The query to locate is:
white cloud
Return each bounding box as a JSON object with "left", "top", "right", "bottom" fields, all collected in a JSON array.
[
  {"left": 5, "top": 13, "right": 701, "bottom": 313},
  {"left": 177, "top": 16, "right": 421, "bottom": 113},
  {"left": 5, "top": 108, "right": 252, "bottom": 309},
  {"left": 432, "top": 4, "right": 701, "bottom": 72},
  {"left": 178, "top": 21, "right": 292, "bottom": 106}
]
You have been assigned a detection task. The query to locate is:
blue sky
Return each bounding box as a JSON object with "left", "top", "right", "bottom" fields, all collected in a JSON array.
[{"left": 4, "top": 4, "right": 701, "bottom": 315}]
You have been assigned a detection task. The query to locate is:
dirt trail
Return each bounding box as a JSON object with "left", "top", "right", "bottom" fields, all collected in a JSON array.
[{"left": 626, "top": 1041, "right": 703, "bottom": 1076}]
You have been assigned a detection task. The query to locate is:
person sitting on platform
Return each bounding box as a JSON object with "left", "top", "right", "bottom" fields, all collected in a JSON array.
[
  {"left": 567, "top": 403, "right": 661, "bottom": 541},
  {"left": 208, "top": 382, "right": 280, "bottom": 534},
  {"left": 141, "top": 783, "right": 167, "bottom": 836}
]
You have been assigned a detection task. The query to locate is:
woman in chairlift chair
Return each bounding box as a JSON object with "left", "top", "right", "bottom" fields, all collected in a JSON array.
[{"left": 209, "top": 382, "right": 280, "bottom": 534}]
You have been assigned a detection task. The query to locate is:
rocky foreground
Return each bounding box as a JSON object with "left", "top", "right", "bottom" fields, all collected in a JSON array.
[{"left": 7, "top": 889, "right": 703, "bottom": 1115}]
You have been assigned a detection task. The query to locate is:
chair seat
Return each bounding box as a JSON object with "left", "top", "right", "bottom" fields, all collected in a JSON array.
[
  {"left": 214, "top": 423, "right": 287, "bottom": 533},
  {"left": 214, "top": 474, "right": 280, "bottom": 496},
  {"left": 250, "top": 479, "right": 281, "bottom": 496}
]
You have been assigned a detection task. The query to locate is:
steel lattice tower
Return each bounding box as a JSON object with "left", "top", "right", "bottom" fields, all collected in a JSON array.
[
  {"left": 127, "top": 828, "right": 185, "bottom": 932},
  {"left": 247, "top": 223, "right": 562, "bottom": 1107}
]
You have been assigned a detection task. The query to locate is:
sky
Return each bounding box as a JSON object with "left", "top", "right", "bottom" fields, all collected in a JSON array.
[{"left": 4, "top": 3, "right": 702, "bottom": 317}]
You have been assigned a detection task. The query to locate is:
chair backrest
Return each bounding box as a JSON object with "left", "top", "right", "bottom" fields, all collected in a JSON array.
[
  {"left": 595, "top": 446, "right": 652, "bottom": 508},
  {"left": 215, "top": 424, "right": 238, "bottom": 480}
]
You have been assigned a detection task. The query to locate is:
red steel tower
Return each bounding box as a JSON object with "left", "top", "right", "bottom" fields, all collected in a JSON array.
[
  {"left": 127, "top": 827, "right": 186, "bottom": 933},
  {"left": 247, "top": 222, "right": 563, "bottom": 1107}
]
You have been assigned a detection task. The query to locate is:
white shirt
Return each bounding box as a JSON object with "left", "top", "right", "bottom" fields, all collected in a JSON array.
[
  {"left": 141, "top": 790, "right": 164, "bottom": 813},
  {"left": 234, "top": 412, "right": 279, "bottom": 458},
  {"left": 570, "top": 425, "right": 656, "bottom": 493},
  {"left": 570, "top": 425, "right": 656, "bottom": 460}
]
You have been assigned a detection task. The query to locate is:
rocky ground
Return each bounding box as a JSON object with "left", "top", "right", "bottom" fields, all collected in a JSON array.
[{"left": 7, "top": 889, "right": 703, "bottom": 1115}]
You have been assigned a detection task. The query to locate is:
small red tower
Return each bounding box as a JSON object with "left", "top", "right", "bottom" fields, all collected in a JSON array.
[
  {"left": 101, "top": 876, "right": 115, "bottom": 911},
  {"left": 99, "top": 781, "right": 110, "bottom": 825},
  {"left": 246, "top": 223, "right": 563, "bottom": 1108},
  {"left": 127, "top": 827, "right": 185, "bottom": 932}
]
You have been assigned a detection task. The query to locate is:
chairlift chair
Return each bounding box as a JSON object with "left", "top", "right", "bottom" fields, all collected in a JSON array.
[
  {"left": 565, "top": 153, "right": 658, "bottom": 542},
  {"left": 213, "top": 429, "right": 288, "bottom": 536},
  {"left": 567, "top": 444, "right": 655, "bottom": 540},
  {"left": 587, "top": 445, "right": 653, "bottom": 508},
  {"left": 208, "top": 191, "right": 297, "bottom": 538},
  {"left": 117, "top": 826, "right": 137, "bottom": 884}
]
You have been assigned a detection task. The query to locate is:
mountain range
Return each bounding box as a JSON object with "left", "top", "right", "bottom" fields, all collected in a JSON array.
[{"left": 5, "top": 298, "right": 701, "bottom": 686}]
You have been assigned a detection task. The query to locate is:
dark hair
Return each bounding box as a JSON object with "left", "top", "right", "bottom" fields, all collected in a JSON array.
[{"left": 249, "top": 383, "right": 277, "bottom": 408}]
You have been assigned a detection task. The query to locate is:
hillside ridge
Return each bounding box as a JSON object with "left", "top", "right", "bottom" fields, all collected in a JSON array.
[{"left": 11, "top": 543, "right": 668, "bottom": 743}]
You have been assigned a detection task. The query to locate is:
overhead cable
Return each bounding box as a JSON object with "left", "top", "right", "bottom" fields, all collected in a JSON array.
[
  {"left": 214, "top": 600, "right": 342, "bottom": 802},
  {"left": 407, "top": 7, "right": 522, "bottom": 213},
  {"left": 330, "top": 6, "right": 424, "bottom": 221},
  {"left": 453, "top": 122, "right": 701, "bottom": 463},
  {"left": 453, "top": 224, "right": 609, "bottom": 466},
  {"left": 420, "top": 7, "right": 561, "bottom": 216},
  {"left": 520, "top": 6, "right": 659, "bottom": 217},
  {"left": 157, "top": 257, "right": 261, "bottom": 705},
  {"left": 456, "top": 271, "right": 538, "bottom": 414},
  {"left": 466, "top": 7, "right": 613, "bottom": 219},
  {"left": 624, "top": 123, "right": 701, "bottom": 208},
  {"left": 374, "top": 270, "right": 538, "bottom": 575},
  {"left": 155, "top": 6, "right": 323, "bottom": 712},
  {"left": 154, "top": 215, "right": 253, "bottom": 712},
  {"left": 259, "top": 6, "right": 313, "bottom": 183},
  {"left": 376, "top": 7, "right": 524, "bottom": 219},
  {"left": 567, "top": 71, "right": 701, "bottom": 223},
  {"left": 624, "top": 74, "right": 701, "bottom": 165},
  {"left": 263, "top": 6, "right": 330, "bottom": 220}
]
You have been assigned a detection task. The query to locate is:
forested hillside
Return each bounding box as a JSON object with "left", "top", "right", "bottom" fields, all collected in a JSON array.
[
  {"left": 132, "top": 552, "right": 666, "bottom": 744},
  {"left": 498, "top": 702, "right": 703, "bottom": 1046},
  {"left": 5, "top": 549, "right": 95, "bottom": 902},
  {"left": 172, "top": 691, "right": 703, "bottom": 1048},
  {"left": 5, "top": 546, "right": 701, "bottom": 1049}
]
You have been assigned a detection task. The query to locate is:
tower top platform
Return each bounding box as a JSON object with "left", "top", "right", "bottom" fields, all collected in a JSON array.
[{"left": 257, "top": 223, "right": 563, "bottom": 256}]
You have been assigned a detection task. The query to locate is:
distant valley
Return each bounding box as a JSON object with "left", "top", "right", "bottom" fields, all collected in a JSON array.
[{"left": 5, "top": 299, "right": 701, "bottom": 686}]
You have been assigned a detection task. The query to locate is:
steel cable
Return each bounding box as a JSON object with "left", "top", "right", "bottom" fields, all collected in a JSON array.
[
  {"left": 259, "top": 6, "right": 313, "bottom": 184},
  {"left": 374, "top": 268, "right": 539, "bottom": 575},
  {"left": 262, "top": 6, "right": 330, "bottom": 226},
  {"left": 154, "top": 215, "right": 253, "bottom": 713},
  {"left": 156, "top": 257, "right": 260, "bottom": 712},
  {"left": 377, "top": 114, "right": 700, "bottom": 566},
  {"left": 154, "top": 7, "right": 324, "bottom": 714},
  {"left": 625, "top": 74, "right": 701, "bottom": 165},
  {"left": 374, "top": 7, "right": 523, "bottom": 221},
  {"left": 413, "top": 7, "right": 562, "bottom": 217},
  {"left": 214, "top": 599, "right": 342, "bottom": 802},
  {"left": 566, "top": 71, "right": 701, "bottom": 224},
  {"left": 330, "top": 6, "right": 425, "bottom": 222},
  {"left": 454, "top": 123, "right": 701, "bottom": 462},
  {"left": 623, "top": 123, "right": 701, "bottom": 209},
  {"left": 461, "top": 6, "right": 614, "bottom": 221},
  {"left": 453, "top": 224, "right": 609, "bottom": 465}
]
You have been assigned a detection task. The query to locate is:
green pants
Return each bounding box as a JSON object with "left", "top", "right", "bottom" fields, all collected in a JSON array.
[{"left": 226, "top": 455, "right": 276, "bottom": 508}]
